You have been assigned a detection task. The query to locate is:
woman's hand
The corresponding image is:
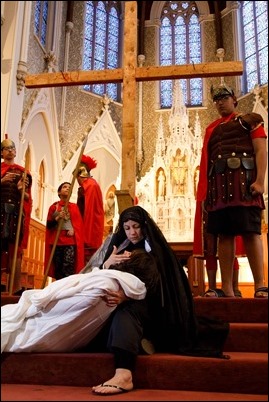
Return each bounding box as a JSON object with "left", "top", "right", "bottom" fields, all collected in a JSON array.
[
  {"left": 102, "top": 288, "right": 129, "bottom": 306},
  {"left": 103, "top": 246, "right": 131, "bottom": 269}
]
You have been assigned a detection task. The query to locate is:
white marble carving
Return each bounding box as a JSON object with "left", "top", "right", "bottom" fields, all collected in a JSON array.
[{"left": 136, "top": 81, "right": 203, "bottom": 242}]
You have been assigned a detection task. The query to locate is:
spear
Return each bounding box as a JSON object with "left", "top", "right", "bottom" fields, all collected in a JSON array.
[
  {"left": 8, "top": 156, "right": 29, "bottom": 295},
  {"left": 41, "top": 134, "right": 89, "bottom": 288}
]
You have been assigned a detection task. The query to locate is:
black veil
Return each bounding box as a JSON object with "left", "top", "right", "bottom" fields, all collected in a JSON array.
[{"left": 100, "top": 206, "right": 229, "bottom": 357}]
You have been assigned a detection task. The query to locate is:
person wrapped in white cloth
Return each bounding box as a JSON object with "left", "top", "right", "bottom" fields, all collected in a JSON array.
[{"left": 1, "top": 249, "right": 158, "bottom": 353}]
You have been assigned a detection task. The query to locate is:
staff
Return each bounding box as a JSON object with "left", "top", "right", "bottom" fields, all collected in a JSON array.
[
  {"left": 41, "top": 134, "right": 89, "bottom": 288},
  {"left": 8, "top": 169, "right": 28, "bottom": 295}
]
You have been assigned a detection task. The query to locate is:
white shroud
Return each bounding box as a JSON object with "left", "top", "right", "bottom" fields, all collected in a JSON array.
[{"left": 1, "top": 268, "right": 146, "bottom": 353}]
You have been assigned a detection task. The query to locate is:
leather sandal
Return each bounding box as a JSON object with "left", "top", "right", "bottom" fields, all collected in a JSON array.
[
  {"left": 203, "top": 289, "right": 227, "bottom": 297},
  {"left": 254, "top": 287, "right": 268, "bottom": 298}
]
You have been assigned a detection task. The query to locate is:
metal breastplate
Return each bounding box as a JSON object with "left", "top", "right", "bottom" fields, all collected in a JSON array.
[
  {"left": 208, "top": 118, "right": 253, "bottom": 161},
  {"left": 1, "top": 167, "right": 22, "bottom": 205},
  {"left": 207, "top": 119, "right": 256, "bottom": 205}
]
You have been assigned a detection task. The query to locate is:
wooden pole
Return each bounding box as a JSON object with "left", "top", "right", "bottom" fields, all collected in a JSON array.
[
  {"left": 24, "top": 61, "right": 243, "bottom": 88},
  {"left": 8, "top": 169, "right": 28, "bottom": 295},
  {"left": 41, "top": 134, "right": 89, "bottom": 288}
]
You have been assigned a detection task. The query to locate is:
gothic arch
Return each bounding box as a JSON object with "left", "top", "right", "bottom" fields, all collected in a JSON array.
[
  {"left": 62, "top": 105, "right": 122, "bottom": 206},
  {"left": 150, "top": 1, "right": 210, "bottom": 21}
]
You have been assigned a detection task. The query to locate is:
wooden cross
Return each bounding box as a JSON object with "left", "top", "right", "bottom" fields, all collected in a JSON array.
[{"left": 25, "top": 1, "right": 243, "bottom": 210}]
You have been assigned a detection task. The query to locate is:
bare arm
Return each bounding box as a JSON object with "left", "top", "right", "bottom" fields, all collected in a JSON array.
[{"left": 251, "top": 137, "right": 267, "bottom": 195}]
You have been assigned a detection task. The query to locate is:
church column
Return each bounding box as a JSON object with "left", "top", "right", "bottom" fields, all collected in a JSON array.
[
  {"left": 2, "top": 1, "right": 31, "bottom": 139},
  {"left": 227, "top": 1, "right": 241, "bottom": 93},
  {"left": 137, "top": 54, "right": 145, "bottom": 171},
  {"left": 59, "top": 5, "right": 74, "bottom": 140},
  {"left": 16, "top": 1, "right": 32, "bottom": 95}
]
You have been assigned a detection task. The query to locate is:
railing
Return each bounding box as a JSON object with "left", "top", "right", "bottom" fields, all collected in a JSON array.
[
  {"left": 17, "top": 220, "right": 268, "bottom": 293},
  {"left": 21, "top": 219, "right": 46, "bottom": 289}
]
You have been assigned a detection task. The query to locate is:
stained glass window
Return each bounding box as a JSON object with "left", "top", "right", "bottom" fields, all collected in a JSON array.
[
  {"left": 34, "top": 0, "right": 48, "bottom": 47},
  {"left": 240, "top": 1, "right": 268, "bottom": 93},
  {"left": 160, "top": 1, "right": 202, "bottom": 108},
  {"left": 83, "top": 1, "right": 121, "bottom": 101}
]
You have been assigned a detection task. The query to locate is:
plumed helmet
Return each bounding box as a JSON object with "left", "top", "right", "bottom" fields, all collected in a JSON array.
[
  {"left": 77, "top": 154, "right": 97, "bottom": 177},
  {"left": 1, "top": 138, "right": 16, "bottom": 150},
  {"left": 210, "top": 84, "right": 238, "bottom": 106}
]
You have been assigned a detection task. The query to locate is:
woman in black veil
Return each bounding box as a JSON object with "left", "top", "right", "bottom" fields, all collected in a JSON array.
[{"left": 91, "top": 206, "right": 229, "bottom": 395}]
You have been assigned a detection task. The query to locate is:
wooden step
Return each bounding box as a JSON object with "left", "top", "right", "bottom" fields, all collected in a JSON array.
[
  {"left": 224, "top": 323, "right": 268, "bottom": 353},
  {"left": 1, "top": 294, "right": 19, "bottom": 306},
  {"left": 1, "top": 383, "right": 268, "bottom": 401},
  {"left": 1, "top": 352, "right": 267, "bottom": 395},
  {"left": 1, "top": 298, "right": 268, "bottom": 396},
  {"left": 193, "top": 297, "right": 268, "bottom": 323}
]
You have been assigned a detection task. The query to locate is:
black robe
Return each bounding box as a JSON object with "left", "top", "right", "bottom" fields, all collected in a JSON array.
[{"left": 99, "top": 206, "right": 229, "bottom": 358}]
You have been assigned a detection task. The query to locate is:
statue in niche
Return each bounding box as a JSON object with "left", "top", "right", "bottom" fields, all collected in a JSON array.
[
  {"left": 171, "top": 150, "right": 187, "bottom": 195},
  {"left": 104, "top": 191, "right": 115, "bottom": 226},
  {"left": 157, "top": 169, "right": 166, "bottom": 199},
  {"left": 158, "top": 208, "right": 163, "bottom": 219},
  {"left": 194, "top": 167, "right": 200, "bottom": 197}
]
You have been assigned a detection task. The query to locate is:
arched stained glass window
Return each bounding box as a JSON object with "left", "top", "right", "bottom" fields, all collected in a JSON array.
[
  {"left": 160, "top": 1, "right": 202, "bottom": 108},
  {"left": 83, "top": 1, "right": 121, "bottom": 102},
  {"left": 240, "top": 1, "right": 268, "bottom": 93},
  {"left": 34, "top": 0, "right": 49, "bottom": 47}
]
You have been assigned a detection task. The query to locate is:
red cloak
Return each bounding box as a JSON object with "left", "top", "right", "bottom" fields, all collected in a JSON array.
[
  {"left": 44, "top": 200, "right": 85, "bottom": 278},
  {"left": 1, "top": 162, "right": 32, "bottom": 254},
  {"left": 79, "top": 177, "right": 104, "bottom": 250}
]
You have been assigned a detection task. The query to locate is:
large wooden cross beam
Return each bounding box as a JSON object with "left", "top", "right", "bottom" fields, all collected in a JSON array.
[{"left": 25, "top": 1, "right": 243, "bottom": 209}]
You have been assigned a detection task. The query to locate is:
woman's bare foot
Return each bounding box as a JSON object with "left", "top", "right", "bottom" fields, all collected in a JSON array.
[{"left": 92, "top": 368, "right": 134, "bottom": 394}]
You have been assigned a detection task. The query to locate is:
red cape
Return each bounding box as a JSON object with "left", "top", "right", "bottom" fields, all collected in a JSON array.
[
  {"left": 80, "top": 178, "right": 104, "bottom": 250},
  {"left": 44, "top": 201, "right": 85, "bottom": 278},
  {"left": 1, "top": 162, "right": 32, "bottom": 254},
  {"left": 193, "top": 113, "right": 237, "bottom": 256},
  {"left": 193, "top": 111, "right": 266, "bottom": 256}
]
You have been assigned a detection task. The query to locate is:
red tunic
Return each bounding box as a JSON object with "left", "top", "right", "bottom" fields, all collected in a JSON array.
[
  {"left": 193, "top": 112, "right": 266, "bottom": 257},
  {"left": 77, "top": 177, "right": 104, "bottom": 251},
  {"left": 44, "top": 200, "right": 85, "bottom": 277},
  {"left": 1, "top": 162, "right": 32, "bottom": 254}
]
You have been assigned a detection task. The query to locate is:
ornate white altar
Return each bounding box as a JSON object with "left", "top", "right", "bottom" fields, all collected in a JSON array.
[{"left": 136, "top": 81, "right": 203, "bottom": 242}]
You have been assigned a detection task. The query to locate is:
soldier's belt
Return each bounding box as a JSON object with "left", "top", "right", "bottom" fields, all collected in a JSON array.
[
  {"left": 4, "top": 203, "right": 16, "bottom": 214},
  {"left": 210, "top": 157, "right": 254, "bottom": 175}
]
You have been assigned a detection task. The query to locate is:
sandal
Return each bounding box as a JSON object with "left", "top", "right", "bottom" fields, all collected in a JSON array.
[
  {"left": 234, "top": 289, "right": 242, "bottom": 298},
  {"left": 203, "top": 288, "right": 227, "bottom": 297},
  {"left": 254, "top": 287, "right": 268, "bottom": 298},
  {"left": 141, "top": 338, "right": 155, "bottom": 355}
]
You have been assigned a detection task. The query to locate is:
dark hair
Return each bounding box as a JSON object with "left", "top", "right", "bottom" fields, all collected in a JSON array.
[
  {"left": 110, "top": 249, "right": 159, "bottom": 293},
  {"left": 57, "top": 182, "right": 71, "bottom": 194},
  {"left": 113, "top": 206, "right": 148, "bottom": 244},
  {"left": 119, "top": 206, "right": 146, "bottom": 226}
]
